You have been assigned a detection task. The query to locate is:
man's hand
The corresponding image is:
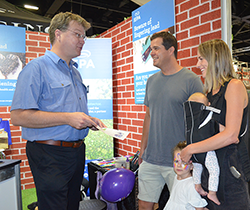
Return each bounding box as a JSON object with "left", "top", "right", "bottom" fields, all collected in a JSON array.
[
  {"left": 89, "top": 117, "right": 106, "bottom": 131},
  {"left": 68, "top": 112, "right": 105, "bottom": 130}
]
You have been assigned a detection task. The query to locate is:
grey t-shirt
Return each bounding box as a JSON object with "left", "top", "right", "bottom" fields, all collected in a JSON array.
[{"left": 143, "top": 67, "right": 203, "bottom": 167}]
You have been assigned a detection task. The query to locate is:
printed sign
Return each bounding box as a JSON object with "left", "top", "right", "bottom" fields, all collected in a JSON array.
[
  {"left": 73, "top": 38, "right": 112, "bottom": 119},
  {"left": 74, "top": 38, "right": 114, "bottom": 160},
  {"left": 132, "top": 0, "right": 175, "bottom": 104},
  {"left": 0, "top": 25, "right": 25, "bottom": 106}
]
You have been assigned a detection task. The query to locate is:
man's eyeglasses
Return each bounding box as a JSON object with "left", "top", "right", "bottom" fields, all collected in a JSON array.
[{"left": 66, "top": 28, "right": 87, "bottom": 41}]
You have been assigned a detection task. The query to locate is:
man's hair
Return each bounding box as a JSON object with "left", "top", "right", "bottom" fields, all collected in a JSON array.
[
  {"left": 150, "top": 31, "right": 178, "bottom": 59},
  {"left": 198, "top": 39, "right": 235, "bottom": 93},
  {"left": 49, "top": 12, "right": 91, "bottom": 45}
]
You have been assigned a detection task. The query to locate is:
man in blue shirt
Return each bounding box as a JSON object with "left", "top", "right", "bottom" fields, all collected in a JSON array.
[{"left": 11, "top": 12, "right": 105, "bottom": 210}]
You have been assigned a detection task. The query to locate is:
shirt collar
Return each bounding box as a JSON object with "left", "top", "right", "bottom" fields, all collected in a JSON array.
[{"left": 45, "top": 50, "right": 78, "bottom": 68}]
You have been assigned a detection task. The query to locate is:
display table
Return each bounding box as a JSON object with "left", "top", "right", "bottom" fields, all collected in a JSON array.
[
  {"left": 88, "top": 161, "right": 138, "bottom": 210},
  {"left": 0, "top": 159, "right": 22, "bottom": 210}
]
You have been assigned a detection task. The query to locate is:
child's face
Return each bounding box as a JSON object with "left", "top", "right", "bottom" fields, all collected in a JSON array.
[{"left": 173, "top": 150, "right": 193, "bottom": 179}]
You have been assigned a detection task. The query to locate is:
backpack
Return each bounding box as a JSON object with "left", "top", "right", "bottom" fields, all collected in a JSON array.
[{"left": 183, "top": 100, "right": 221, "bottom": 164}]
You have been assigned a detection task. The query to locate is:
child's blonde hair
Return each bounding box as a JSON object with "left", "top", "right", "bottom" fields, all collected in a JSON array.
[{"left": 172, "top": 141, "right": 187, "bottom": 158}]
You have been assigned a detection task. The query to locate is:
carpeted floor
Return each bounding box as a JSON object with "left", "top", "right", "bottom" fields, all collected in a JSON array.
[{"left": 22, "top": 188, "right": 37, "bottom": 210}]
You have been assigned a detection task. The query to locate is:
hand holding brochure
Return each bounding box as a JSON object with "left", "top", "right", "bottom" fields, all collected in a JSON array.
[{"left": 97, "top": 126, "right": 129, "bottom": 140}]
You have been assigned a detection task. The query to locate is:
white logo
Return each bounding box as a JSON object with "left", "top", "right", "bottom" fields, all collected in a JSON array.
[
  {"left": 80, "top": 50, "right": 91, "bottom": 58},
  {"left": 77, "top": 50, "right": 95, "bottom": 69}
]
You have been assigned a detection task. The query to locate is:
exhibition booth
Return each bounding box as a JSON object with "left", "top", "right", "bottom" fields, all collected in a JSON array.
[{"left": 0, "top": 0, "right": 249, "bottom": 209}]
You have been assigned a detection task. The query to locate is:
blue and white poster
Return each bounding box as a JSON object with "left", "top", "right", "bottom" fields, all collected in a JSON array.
[
  {"left": 74, "top": 38, "right": 114, "bottom": 160},
  {"left": 132, "top": 0, "right": 175, "bottom": 104},
  {"left": 0, "top": 25, "right": 26, "bottom": 106},
  {"left": 73, "top": 38, "right": 112, "bottom": 120}
]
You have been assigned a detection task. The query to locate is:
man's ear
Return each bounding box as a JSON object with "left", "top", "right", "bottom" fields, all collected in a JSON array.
[
  {"left": 169, "top": 46, "right": 175, "bottom": 56},
  {"left": 55, "top": 29, "right": 62, "bottom": 42}
]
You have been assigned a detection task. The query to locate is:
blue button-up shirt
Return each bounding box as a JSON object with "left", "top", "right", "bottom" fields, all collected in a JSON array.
[{"left": 11, "top": 50, "right": 89, "bottom": 141}]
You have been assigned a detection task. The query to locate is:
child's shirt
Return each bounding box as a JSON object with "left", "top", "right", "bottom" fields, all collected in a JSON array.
[{"left": 164, "top": 175, "right": 207, "bottom": 210}]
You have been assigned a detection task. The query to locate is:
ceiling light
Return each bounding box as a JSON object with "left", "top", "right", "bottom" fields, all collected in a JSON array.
[
  {"left": 8, "top": 10, "right": 15, "bottom": 13},
  {"left": 24, "top": 5, "right": 39, "bottom": 10},
  {"left": 0, "top": 8, "right": 6, "bottom": 13}
]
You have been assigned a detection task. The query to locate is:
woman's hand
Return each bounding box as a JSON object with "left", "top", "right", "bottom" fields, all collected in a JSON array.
[{"left": 180, "top": 144, "right": 193, "bottom": 163}]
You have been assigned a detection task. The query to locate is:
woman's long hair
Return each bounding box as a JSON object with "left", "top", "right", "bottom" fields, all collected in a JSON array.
[{"left": 198, "top": 39, "right": 236, "bottom": 93}]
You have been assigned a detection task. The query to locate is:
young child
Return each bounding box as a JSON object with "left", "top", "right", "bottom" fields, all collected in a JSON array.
[
  {"left": 186, "top": 92, "right": 222, "bottom": 205},
  {"left": 164, "top": 141, "right": 207, "bottom": 210}
]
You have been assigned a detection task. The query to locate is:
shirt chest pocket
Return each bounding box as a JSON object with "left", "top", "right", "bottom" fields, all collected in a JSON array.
[{"left": 47, "top": 80, "right": 73, "bottom": 104}]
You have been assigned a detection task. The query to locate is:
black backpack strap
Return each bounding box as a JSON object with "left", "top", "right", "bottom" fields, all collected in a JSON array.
[{"left": 207, "top": 81, "right": 229, "bottom": 123}]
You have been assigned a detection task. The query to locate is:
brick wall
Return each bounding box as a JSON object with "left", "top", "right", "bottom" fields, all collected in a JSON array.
[
  {"left": 2, "top": 0, "right": 222, "bottom": 189},
  {"left": 176, "top": 0, "right": 221, "bottom": 79}
]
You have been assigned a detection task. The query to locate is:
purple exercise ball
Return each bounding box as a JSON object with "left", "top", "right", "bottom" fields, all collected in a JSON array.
[{"left": 100, "top": 168, "right": 135, "bottom": 202}]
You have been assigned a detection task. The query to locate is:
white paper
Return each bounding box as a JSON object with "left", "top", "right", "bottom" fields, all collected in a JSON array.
[{"left": 97, "top": 126, "right": 129, "bottom": 140}]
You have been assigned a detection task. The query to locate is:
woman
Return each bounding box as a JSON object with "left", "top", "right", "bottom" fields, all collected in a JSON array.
[{"left": 180, "top": 39, "right": 250, "bottom": 209}]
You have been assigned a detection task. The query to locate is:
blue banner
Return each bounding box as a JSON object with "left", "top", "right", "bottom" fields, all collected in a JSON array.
[
  {"left": 74, "top": 38, "right": 112, "bottom": 79},
  {"left": 134, "top": 69, "right": 160, "bottom": 104},
  {"left": 0, "top": 25, "right": 25, "bottom": 52},
  {"left": 132, "top": 0, "right": 175, "bottom": 42},
  {"left": 88, "top": 99, "right": 113, "bottom": 119},
  {"left": 0, "top": 25, "right": 26, "bottom": 106},
  {"left": 74, "top": 38, "right": 112, "bottom": 120},
  {"left": 0, "top": 79, "right": 16, "bottom": 105},
  {"left": 74, "top": 38, "right": 114, "bottom": 161},
  {"left": 132, "top": 0, "right": 175, "bottom": 104}
]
